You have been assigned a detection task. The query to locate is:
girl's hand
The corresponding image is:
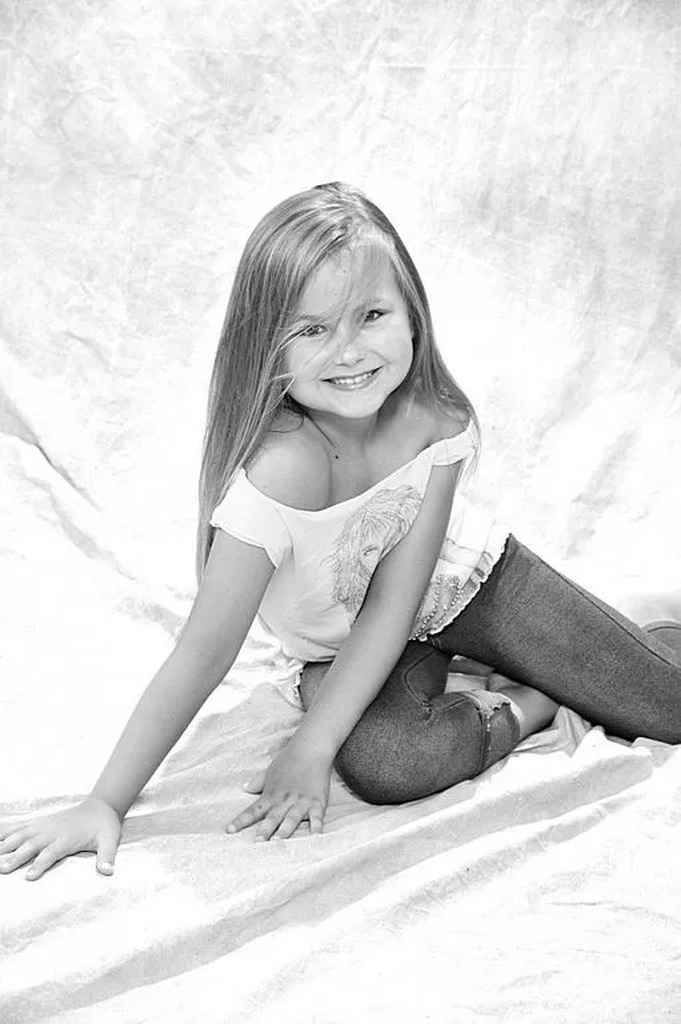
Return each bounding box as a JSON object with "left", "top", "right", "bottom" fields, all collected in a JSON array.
[
  {"left": 0, "top": 796, "right": 122, "bottom": 881},
  {"left": 227, "top": 739, "right": 332, "bottom": 841}
]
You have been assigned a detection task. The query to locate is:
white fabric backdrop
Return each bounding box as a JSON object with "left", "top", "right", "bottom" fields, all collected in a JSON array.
[{"left": 1, "top": 2, "right": 680, "bottom": 1021}]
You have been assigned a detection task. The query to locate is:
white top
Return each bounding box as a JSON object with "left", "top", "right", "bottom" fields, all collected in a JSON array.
[{"left": 210, "top": 422, "right": 509, "bottom": 706}]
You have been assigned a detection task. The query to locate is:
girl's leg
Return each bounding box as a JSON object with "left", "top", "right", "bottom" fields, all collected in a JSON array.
[
  {"left": 428, "top": 535, "right": 681, "bottom": 744},
  {"left": 300, "top": 646, "right": 525, "bottom": 805}
]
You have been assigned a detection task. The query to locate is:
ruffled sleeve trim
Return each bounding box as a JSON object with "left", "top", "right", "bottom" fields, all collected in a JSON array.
[{"left": 430, "top": 427, "right": 477, "bottom": 468}]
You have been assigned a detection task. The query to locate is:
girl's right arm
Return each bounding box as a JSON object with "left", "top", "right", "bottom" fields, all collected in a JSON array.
[{"left": 0, "top": 531, "right": 274, "bottom": 880}]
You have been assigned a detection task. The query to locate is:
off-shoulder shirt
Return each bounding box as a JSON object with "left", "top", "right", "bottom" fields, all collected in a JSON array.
[{"left": 210, "top": 421, "right": 508, "bottom": 707}]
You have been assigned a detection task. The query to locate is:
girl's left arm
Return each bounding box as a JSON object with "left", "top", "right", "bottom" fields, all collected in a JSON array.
[
  {"left": 294, "top": 461, "right": 461, "bottom": 755},
  {"left": 226, "top": 461, "right": 461, "bottom": 840}
]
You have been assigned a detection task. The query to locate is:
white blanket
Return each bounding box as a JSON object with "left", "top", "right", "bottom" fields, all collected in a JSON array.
[{"left": 1, "top": 1, "right": 680, "bottom": 1021}]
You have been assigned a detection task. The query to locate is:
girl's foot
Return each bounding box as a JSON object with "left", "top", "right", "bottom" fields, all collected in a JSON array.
[
  {"left": 643, "top": 620, "right": 681, "bottom": 662},
  {"left": 448, "top": 655, "right": 495, "bottom": 678},
  {"left": 487, "top": 674, "right": 559, "bottom": 740}
]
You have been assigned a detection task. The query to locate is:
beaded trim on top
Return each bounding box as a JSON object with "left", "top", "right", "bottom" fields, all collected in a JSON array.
[{"left": 410, "top": 537, "right": 508, "bottom": 640}]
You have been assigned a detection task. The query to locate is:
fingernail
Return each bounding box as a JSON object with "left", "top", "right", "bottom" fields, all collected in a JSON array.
[{"left": 100, "top": 862, "right": 113, "bottom": 873}]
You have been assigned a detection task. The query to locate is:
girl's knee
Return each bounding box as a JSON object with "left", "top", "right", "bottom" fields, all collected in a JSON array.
[
  {"left": 334, "top": 690, "right": 521, "bottom": 805},
  {"left": 335, "top": 734, "right": 425, "bottom": 804}
]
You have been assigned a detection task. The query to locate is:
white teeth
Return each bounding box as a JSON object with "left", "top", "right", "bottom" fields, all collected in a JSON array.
[{"left": 327, "top": 370, "right": 376, "bottom": 387}]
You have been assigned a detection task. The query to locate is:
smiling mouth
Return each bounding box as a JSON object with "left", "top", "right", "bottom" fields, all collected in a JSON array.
[{"left": 324, "top": 368, "right": 380, "bottom": 389}]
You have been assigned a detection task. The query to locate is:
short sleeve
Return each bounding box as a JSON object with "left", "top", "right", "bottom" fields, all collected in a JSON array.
[
  {"left": 210, "top": 470, "right": 291, "bottom": 567},
  {"left": 430, "top": 427, "right": 477, "bottom": 467}
]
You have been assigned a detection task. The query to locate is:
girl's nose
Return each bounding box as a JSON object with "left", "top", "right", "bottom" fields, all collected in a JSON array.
[{"left": 334, "top": 326, "right": 363, "bottom": 365}]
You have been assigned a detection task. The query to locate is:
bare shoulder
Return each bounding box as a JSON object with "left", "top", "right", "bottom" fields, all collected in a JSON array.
[
  {"left": 403, "top": 396, "right": 470, "bottom": 447},
  {"left": 433, "top": 403, "right": 471, "bottom": 441},
  {"left": 246, "top": 415, "right": 331, "bottom": 511}
]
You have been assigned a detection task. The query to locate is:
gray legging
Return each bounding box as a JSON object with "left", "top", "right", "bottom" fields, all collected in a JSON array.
[{"left": 299, "top": 535, "right": 681, "bottom": 804}]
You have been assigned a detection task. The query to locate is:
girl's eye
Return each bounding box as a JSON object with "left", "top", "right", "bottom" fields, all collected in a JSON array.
[
  {"left": 298, "top": 323, "right": 326, "bottom": 339},
  {"left": 365, "top": 309, "right": 385, "bottom": 323}
]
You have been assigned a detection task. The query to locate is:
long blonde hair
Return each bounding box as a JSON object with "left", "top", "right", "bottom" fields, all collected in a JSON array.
[{"left": 196, "top": 182, "right": 480, "bottom": 580}]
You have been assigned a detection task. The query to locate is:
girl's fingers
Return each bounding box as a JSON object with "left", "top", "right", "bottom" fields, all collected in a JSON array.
[
  {"left": 25, "top": 841, "right": 66, "bottom": 881},
  {"left": 271, "top": 805, "right": 306, "bottom": 840},
  {"left": 0, "top": 838, "right": 43, "bottom": 874},
  {"left": 226, "top": 798, "right": 269, "bottom": 834},
  {"left": 0, "top": 829, "right": 31, "bottom": 854},
  {"left": 256, "top": 804, "right": 292, "bottom": 841},
  {"left": 242, "top": 773, "right": 265, "bottom": 794},
  {"left": 227, "top": 794, "right": 324, "bottom": 840},
  {"left": 307, "top": 806, "right": 325, "bottom": 835},
  {"left": 96, "top": 826, "right": 120, "bottom": 876}
]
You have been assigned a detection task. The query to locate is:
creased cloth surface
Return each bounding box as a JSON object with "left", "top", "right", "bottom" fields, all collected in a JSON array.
[
  {"left": 1, "top": 1, "right": 681, "bottom": 1021},
  {"left": 2, "top": 685, "right": 681, "bottom": 1024}
]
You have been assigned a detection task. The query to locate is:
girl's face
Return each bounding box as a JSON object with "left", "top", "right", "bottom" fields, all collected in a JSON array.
[{"left": 284, "top": 250, "right": 413, "bottom": 424}]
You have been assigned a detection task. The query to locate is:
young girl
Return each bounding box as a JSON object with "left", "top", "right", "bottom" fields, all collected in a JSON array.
[{"left": 1, "top": 182, "right": 680, "bottom": 880}]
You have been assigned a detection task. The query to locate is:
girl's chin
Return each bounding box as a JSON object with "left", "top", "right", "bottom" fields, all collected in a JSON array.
[{"left": 317, "top": 394, "right": 387, "bottom": 418}]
